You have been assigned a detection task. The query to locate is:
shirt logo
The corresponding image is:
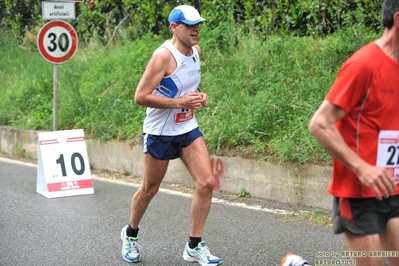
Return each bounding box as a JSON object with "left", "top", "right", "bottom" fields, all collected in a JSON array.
[
  {"left": 187, "top": 69, "right": 200, "bottom": 76},
  {"left": 381, "top": 89, "right": 395, "bottom": 94}
]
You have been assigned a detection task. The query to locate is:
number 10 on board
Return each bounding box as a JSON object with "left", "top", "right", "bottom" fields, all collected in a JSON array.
[{"left": 36, "top": 129, "right": 94, "bottom": 198}]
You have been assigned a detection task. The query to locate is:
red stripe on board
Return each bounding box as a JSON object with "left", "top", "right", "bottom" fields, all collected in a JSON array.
[
  {"left": 40, "top": 139, "right": 59, "bottom": 145},
  {"left": 47, "top": 179, "right": 93, "bottom": 192},
  {"left": 381, "top": 138, "right": 398, "bottom": 144},
  {"left": 67, "top": 137, "right": 85, "bottom": 142}
]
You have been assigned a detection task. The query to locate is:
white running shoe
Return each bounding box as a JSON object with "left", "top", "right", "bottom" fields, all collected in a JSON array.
[
  {"left": 182, "top": 241, "right": 223, "bottom": 266},
  {"left": 280, "top": 252, "right": 310, "bottom": 266},
  {"left": 120, "top": 225, "right": 141, "bottom": 263}
]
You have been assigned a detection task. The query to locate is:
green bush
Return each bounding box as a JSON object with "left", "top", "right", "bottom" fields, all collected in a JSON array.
[
  {"left": 1, "top": 0, "right": 41, "bottom": 37},
  {"left": 1, "top": 0, "right": 384, "bottom": 44},
  {"left": 0, "top": 4, "right": 382, "bottom": 164}
]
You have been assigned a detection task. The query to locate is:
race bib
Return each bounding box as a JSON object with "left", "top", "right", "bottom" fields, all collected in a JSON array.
[
  {"left": 175, "top": 109, "right": 193, "bottom": 124},
  {"left": 376, "top": 130, "right": 399, "bottom": 184}
]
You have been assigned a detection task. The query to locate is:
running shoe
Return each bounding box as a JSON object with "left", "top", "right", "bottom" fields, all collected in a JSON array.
[
  {"left": 182, "top": 241, "right": 223, "bottom": 265},
  {"left": 120, "top": 225, "right": 141, "bottom": 263},
  {"left": 280, "top": 252, "right": 309, "bottom": 266}
]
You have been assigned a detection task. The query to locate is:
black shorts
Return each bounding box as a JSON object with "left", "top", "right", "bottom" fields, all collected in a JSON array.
[
  {"left": 332, "top": 195, "right": 399, "bottom": 236},
  {"left": 141, "top": 127, "right": 203, "bottom": 160}
]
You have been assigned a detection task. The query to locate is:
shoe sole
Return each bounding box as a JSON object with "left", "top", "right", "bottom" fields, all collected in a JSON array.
[
  {"left": 183, "top": 253, "right": 222, "bottom": 266},
  {"left": 122, "top": 257, "right": 140, "bottom": 263}
]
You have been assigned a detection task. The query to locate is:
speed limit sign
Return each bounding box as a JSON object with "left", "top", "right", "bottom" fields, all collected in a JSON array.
[{"left": 37, "top": 20, "right": 78, "bottom": 64}]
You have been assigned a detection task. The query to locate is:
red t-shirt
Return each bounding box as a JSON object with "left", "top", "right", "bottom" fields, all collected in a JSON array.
[{"left": 326, "top": 42, "right": 399, "bottom": 198}]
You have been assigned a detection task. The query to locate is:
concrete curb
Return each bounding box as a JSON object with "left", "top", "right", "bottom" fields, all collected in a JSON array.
[{"left": 0, "top": 126, "right": 333, "bottom": 209}]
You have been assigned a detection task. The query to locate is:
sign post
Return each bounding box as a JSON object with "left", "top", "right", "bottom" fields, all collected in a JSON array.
[
  {"left": 37, "top": 2, "right": 94, "bottom": 198},
  {"left": 37, "top": 19, "right": 78, "bottom": 130}
]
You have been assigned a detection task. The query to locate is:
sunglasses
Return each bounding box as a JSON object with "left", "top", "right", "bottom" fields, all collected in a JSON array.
[{"left": 175, "top": 22, "right": 201, "bottom": 28}]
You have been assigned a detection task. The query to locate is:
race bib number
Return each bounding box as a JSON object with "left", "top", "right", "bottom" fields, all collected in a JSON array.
[
  {"left": 175, "top": 109, "right": 193, "bottom": 124},
  {"left": 376, "top": 130, "right": 399, "bottom": 184}
]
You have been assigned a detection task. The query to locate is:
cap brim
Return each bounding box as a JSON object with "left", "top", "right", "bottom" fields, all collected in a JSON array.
[{"left": 179, "top": 18, "right": 207, "bottom": 25}]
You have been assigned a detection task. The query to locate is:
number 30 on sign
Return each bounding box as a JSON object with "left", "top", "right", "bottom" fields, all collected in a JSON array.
[
  {"left": 37, "top": 20, "right": 78, "bottom": 64},
  {"left": 36, "top": 129, "right": 94, "bottom": 198}
]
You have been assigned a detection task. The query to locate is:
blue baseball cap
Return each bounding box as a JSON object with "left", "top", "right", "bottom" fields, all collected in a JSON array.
[{"left": 168, "top": 5, "right": 207, "bottom": 25}]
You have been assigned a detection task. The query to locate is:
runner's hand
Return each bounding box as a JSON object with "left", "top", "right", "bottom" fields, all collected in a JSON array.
[
  {"left": 180, "top": 92, "right": 202, "bottom": 110},
  {"left": 357, "top": 164, "right": 396, "bottom": 200},
  {"left": 199, "top": 92, "right": 208, "bottom": 107}
]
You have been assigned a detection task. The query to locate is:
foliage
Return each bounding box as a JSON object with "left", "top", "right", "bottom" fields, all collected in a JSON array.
[
  {"left": 0, "top": 0, "right": 384, "bottom": 44},
  {"left": 75, "top": 0, "right": 174, "bottom": 44},
  {"left": 1, "top": 0, "right": 41, "bottom": 37},
  {"left": 284, "top": 208, "right": 332, "bottom": 227},
  {"left": 198, "top": 23, "right": 378, "bottom": 163},
  {"left": 0, "top": 22, "right": 380, "bottom": 163},
  {"left": 0, "top": 0, "right": 384, "bottom": 164},
  {"left": 237, "top": 187, "right": 251, "bottom": 198}
]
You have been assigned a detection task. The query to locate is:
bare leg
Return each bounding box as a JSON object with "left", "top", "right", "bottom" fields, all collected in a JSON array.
[
  {"left": 344, "top": 233, "right": 384, "bottom": 266},
  {"left": 181, "top": 137, "right": 215, "bottom": 237},
  {"left": 129, "top": 153, "right": 169, "bottom": 228},
  {"left": 381, "top": 217, "right": 399, "bottom": 266}
]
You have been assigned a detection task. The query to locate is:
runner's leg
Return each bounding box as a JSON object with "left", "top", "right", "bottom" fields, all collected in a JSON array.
[
  {"left": 344, "top": 233, "right": 384, "bottom": 266},
  {"left": 129, "top": 153, "right": 169, "bottom": 228},
  {"left": 381, "top": 217, "right": 399, "bottom": 266},
  {"left": 181, "top": 136, "right": 215, "bottom": 237}
]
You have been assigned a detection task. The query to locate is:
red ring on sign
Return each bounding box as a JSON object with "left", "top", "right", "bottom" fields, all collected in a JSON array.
[{"left": 37, "top": 20, "right": 78, "bottom": 64}]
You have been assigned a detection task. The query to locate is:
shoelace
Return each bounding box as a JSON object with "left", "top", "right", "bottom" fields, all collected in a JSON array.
[
  {"left": 125, "top": 237, "right": 141, "bottom": 253},
  {"left": 198, "top": 245, "right": 218, "bottom": 260}
]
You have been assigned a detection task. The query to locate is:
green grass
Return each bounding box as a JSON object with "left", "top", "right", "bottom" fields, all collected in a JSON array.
[
  {"left": 0, "top": 23, "right": 379, "bottom": 164},
  {"left": 237, "top": 187, "right": 251, "bottom": 198},
  {"left": 284, "top": 208, "right": 333, "bottom": 228}
]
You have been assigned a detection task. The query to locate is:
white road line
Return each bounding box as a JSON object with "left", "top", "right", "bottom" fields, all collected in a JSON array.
[
  {"left": 0, "top": 157, "right": 37, "bottom": 167},
  {"left": 96, "top": 176, "right": 292, "bottom": 215},
  {"left": 0, "top": 157, "right": 291, "bottom": 215}
]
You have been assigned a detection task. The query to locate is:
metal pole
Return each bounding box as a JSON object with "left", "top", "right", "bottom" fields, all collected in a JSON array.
[{"left": 53, "top": 64, "right": 58, "bottom": 131}]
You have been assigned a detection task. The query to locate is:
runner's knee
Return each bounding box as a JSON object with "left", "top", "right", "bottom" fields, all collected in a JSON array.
[{"left": 195, "top": 176, "right": 215, "bottom": 192}]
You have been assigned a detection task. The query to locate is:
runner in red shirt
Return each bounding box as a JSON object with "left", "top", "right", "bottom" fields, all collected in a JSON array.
[{"left": 309, "top": 1, "right": 399, "bottom": 265}]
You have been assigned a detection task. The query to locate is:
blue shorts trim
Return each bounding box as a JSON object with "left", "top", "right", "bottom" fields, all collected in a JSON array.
[{"left": 141, "top": 127, "right": 203, "bottom": 160}]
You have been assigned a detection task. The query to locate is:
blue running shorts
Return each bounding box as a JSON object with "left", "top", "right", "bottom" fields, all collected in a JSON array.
[{"left": 141, "top": 127, "right": 203, "bottom": 160}]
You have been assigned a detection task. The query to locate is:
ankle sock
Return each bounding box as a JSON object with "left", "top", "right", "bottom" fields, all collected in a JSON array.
[
  {"left": 188, "top": 236, "right": 202, "bottom": 249},
  {"left": 126, "top": 224, "right": 139, "bottom": 238}
]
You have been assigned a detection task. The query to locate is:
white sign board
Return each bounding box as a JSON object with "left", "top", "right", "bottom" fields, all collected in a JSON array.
[
  {"left": 36, "top": 129, "right": 94, "bottom": 198},
  {"left": 42, "top": 2, "right": 76, "bottom": 20}
]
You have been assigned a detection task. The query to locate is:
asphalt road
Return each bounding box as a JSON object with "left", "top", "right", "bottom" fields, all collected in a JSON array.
[{"left": 0, "top": 157, "right": 347, "bottom": 266}]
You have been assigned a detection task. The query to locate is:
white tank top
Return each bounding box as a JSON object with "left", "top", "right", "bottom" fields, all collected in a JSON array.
[{"left": 143, "top": 40, "right": 201, "bottom": 136}]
